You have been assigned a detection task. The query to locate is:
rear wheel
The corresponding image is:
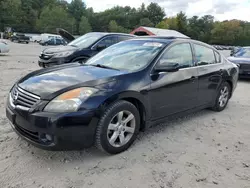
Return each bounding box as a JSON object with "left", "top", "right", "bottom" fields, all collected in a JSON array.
[
  {"left": 211, "top": 82, "right": 231, "bottom": 112},
  {"left": 95, "top": 100, "right": 140, "bottom": 154}
]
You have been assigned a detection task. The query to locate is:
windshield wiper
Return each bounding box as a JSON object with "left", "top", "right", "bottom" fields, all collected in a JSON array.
[{"left": 90, "top": 64, "right": 120, "bottom": 71}]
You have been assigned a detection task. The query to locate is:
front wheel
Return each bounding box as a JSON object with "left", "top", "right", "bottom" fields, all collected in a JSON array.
[
  {"left": 211, "top": 82, "right": 231, "bottom": 112},
  {"left": 95, "top": 100, "right": 140, "bottom": 154}
]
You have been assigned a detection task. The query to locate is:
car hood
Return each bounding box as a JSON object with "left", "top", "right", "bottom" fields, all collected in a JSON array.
[
  {"left": 57, "top": 28, "right": 75, "bottom": 43},
  {"left": 227, "top": 56, "right": 250, "bottom": 64},
  {"left": 18, "top": 64, "right": 126, "bottom": 98},
  {"left": 42, "top": 45, "right": 78, "bottom": 54}
]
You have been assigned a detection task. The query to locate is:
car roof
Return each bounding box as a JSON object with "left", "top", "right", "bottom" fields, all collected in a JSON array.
[
  {"left": 89, "top": 32, "right": 135, "bottom": 37},
  {"left": 129, "top": 36, "right": 215, "bottom": 48}
]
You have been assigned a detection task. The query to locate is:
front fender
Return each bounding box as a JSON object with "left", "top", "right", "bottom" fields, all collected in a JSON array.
[{"left": 81, "top": 90, "right": 150, "bottom": 120}]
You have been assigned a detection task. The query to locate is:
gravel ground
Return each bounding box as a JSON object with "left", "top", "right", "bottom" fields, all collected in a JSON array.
[{"left": 0, "top": 42, "right": 249, "bottom": 188}]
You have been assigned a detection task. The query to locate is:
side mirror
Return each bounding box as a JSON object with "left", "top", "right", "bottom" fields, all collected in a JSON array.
[
  {"left": 154, "top": 62, "right": 179, "bottom": 73},
  {"left": 96, "top": 44, "right": 106, "bottom": 51}
]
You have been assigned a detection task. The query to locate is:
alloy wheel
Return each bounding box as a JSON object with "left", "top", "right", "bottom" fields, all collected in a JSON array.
[
  {"left": 107, "top": 110, "right": 136, "bottom": 147},
  {"left": 218, "top": 86, "right": 229, "bottom": 107}
]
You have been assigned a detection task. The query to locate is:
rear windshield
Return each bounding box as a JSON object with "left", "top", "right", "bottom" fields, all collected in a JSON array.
[{"left": 68, "top": 33, "right": 105, "bottom": 48}]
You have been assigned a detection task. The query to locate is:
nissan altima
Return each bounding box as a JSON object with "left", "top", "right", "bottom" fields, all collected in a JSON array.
[{"left": 6, "top": 37, "right": 239, "bottom": 154}]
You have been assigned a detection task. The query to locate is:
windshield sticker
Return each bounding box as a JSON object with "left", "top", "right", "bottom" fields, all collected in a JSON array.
[{"left": 143, "top": 42, "right": 163, "bottom": 47}]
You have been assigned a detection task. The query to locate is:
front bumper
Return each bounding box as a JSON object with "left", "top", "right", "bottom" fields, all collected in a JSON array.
[
  {"left": 38, "top": 57, "right": 68, "bottom": 68},
  {"left": 6, "top": 105, "right": 99, "bottom": 150}
]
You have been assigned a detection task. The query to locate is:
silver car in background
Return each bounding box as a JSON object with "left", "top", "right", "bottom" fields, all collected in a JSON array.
[{"left": 0, "top": 41, "right": 10, "bottom": 53}]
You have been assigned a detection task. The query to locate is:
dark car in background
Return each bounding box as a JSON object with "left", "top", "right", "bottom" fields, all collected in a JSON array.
[
  {"left": 6, "top": 37, "right": 238, "bottom": 154},
  {"left": 228, "top": 47, "right": 250, "bottom": 78},
  {"left": 39, "top": 38, "right": 66, "bottom": 46},
  {"left": 38, "top": 32, "right": 135, "bottom": 68},
  {"left": 11, "top": 33, "right": 30, "bottom": 44}
]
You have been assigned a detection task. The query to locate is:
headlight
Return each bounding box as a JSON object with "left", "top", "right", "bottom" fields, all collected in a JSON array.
[
  {"left": 44, "top": 87, "right": 98, "bottom": 112},
  {"left": 53, "top": 51, "right": 74, "bottom": 57}
]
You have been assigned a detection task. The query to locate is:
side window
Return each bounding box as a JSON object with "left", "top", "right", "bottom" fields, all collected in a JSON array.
[
  {"left": 97, "top": 36, "right": 118, "bottom": 47},
  {"left": 193, "top": 44, "right": 216, "bottom": 66},
  {"left": 117, "top": 36, "right": 133, "bottom": 42},
  {"left": 214, "top": 51, "right": 221, "bottom": 63},
  {"left": 158, "top": 43, "right": 193, "bottom": 69},
  {"left": 56, "top": 39, "right": 60, "bottom": 44}
]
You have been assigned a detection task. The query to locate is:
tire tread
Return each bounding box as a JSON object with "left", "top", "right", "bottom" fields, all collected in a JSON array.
[{"left": 95, "top": 100, "right": 139, "bottom": 154}]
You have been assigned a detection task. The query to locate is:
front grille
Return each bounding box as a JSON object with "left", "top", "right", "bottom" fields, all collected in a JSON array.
[{"left": 11, "top": 86, "right": 40, "bottom": 109}]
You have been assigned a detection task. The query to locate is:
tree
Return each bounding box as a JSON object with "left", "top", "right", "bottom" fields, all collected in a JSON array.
[
  {"left": 108, "top": 20, "right": 129, "bottom": 33},
  {"left": 36, "top": 6, "right": 74, "bottom": 33},
  {"left": 68, "top": 0, "right": 86, "bottom": 34},
  {"left": 139, "top": 18, "right": 154, "bottom": 27},
  {"left": 0, "top": 0, "right": 22, "bottom": 31},
  {"left": 79, "top": 16, "right": 92, "bottom": 34},
  {"left": 156, "top": 20, "right": 169, "bottom": 29},
  {"left": 176, "top": 11, "right": 187, "bottom": 35},
  {"left": 210, "top": 20, "right": 243, "bottom": 45},
  {"left": 146, "top": 3, "right": 165, "bottom": 26},
  {"left": 164, "top": 17, "right": 178, "bottom": 30}
]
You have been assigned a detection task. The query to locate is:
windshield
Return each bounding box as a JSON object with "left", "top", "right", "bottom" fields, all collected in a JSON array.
[
  {"left": 68, "top": 33, "right": 105, "bottom": 48},
  {"left": 86, "top": 40, "right": 165, "bottom": 72},
  {"left": 234, "top": 48, "right": 250, "bottom": 58}
]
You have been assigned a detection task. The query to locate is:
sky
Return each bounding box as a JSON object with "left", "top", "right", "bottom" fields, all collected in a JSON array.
[{"left": 68, "top": 0, "right": 250, "bottom": 21}]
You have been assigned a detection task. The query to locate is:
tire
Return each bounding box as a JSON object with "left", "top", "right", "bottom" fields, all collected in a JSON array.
[
  {"left": 95, "top": 100, "right": 140, "bottom": 154},
  {"left": 211, "top": 82, "right": 231, "bottom": 112}
]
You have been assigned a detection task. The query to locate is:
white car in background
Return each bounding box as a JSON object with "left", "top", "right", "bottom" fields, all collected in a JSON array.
[{"left": 0, "top": 40, "right": 10, "bottom": 53}]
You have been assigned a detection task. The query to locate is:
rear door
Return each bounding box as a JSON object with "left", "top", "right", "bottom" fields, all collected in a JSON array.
[{"left": 193, "top": 43, "right": 224, "bottom": 105}]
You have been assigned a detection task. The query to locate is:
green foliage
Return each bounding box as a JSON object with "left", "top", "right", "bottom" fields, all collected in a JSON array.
[
  {"left": 36, "top": 6, "right": 74, "bottom": 34},
  {"left": 79, "top": 16, "right": 92, "bottom": 34},
  {"left": 68, "top": 0, "right": 86, "bottom": 34},
  {"left": 146, "top": 3, "right": 165, "bottom": 26},
  {"left": 176, "top": 11, "right": 187, "bottom": 35},
  {"left": 139, "top": 18, "right": 154, "bottom": 27},
  {"left": 156, "top": 21, "right": 169, "bottom": 29},
  {"left": 108, "top": 20, "right": 130, "bottom": 33},
  {"left": 1, "top": 0, "right": 250, "bottom": 46}
]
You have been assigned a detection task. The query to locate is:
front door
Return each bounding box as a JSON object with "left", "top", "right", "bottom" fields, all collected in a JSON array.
[{"left": 149, "top": 42, "right": 199, "bottom": 120}]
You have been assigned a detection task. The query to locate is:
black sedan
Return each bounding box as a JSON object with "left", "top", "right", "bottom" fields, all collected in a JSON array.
[
  {"left": 6, "top": 37, "right": 239, "bottom": 154},
  {"left": 228, "top": 47, "right": 250, "bottom": 78},
  {"left": 38, "top": 32, "right": 134, "bottom": 68}
]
